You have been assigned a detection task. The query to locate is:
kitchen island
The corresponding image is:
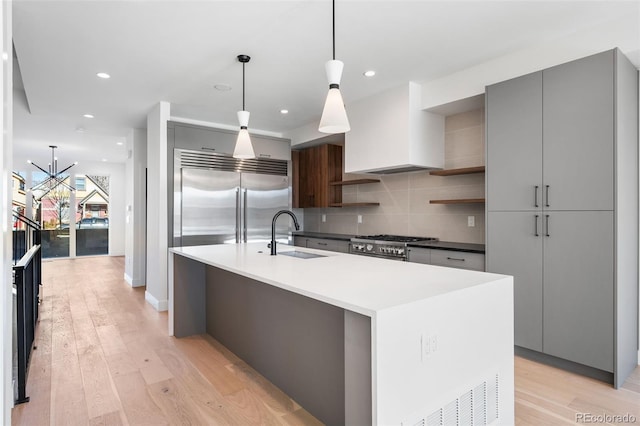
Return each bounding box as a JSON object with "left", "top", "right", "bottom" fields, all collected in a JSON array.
[{"left": 169, "top": 243, "right": 514, "bottom": 425}]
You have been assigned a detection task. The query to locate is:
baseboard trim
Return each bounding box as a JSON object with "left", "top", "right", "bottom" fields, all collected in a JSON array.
[
  {"left": 124, "top": 273, "right": 145, "bottom": 288},
  {"left": 145, "top": 291, "right": 168, "bottom": 312},
  {"left": 515, "top": 346, "right": 613, "bottom": 384}
]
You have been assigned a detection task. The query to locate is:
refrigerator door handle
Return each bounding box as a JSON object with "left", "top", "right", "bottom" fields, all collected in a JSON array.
[
  {"left": 243, "top": 188, "right": 248, "bottom": 243},
  {"left": 235, "top": 188, "right": 240, "bottom": 243}
]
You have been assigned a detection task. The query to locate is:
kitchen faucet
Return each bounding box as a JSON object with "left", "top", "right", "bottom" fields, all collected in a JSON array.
[{"left": 270, "top": 210, "right": 300, "bottom": 255}]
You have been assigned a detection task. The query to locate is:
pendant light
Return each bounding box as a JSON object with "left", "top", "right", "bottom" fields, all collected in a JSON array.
[
  {"left": 233, "top": 54, "right": 255, "bottom": 159},
  {"left": 319, "top": 0, "right": 350, "bottom": 134}
]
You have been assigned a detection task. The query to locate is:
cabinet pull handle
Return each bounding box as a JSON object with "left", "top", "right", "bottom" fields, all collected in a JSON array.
[
  {"left": 235, "top": 188, "right": 240, "bottom": 243},
  {"left": 243, "top": 189, "right": 248, "bottom": 243},
  {"left": 545, "top": 185, "right": 550, "bottom": 207},
  {"left": 535, "top": 214, "right": 540, "bottom": 237},
  {"left": 534, "top": 186, "right": 539, "bottom": 208},
  {"left": 447, "top": 257, "right": 465, "bottom": 262},
  {"left": 317, "top": 242, "right": 328, "bottom": 246},
  {"left": 545, "top": 214, "right": 550, "bottom": 237}
]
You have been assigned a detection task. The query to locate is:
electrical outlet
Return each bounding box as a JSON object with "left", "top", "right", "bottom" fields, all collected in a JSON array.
[
  {"left": 421, "top": 333, "right": 439, "bottom": 361},
  {"left": 321, "top": 214, "right": 326, "bottom": 223},
  {"left": 467, "top": 215, "right": 475, "bottom": 227},
  {"left": 357, "top": 215, "right": 363, "bottom": 224}
]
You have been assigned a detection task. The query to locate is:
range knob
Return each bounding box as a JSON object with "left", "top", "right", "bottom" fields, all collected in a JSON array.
[
  {"left": 366, "top": 244, "right": 374, "bottom": 252},
  {"left": 397, "top": 248, "right": 404, "bottom": 255}
]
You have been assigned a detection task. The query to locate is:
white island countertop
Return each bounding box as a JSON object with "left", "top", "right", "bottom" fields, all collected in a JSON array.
[{"left": 170, "top": 242, "right": 509, "bottom": 317}]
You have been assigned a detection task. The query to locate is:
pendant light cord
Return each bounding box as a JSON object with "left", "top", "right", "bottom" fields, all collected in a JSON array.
[
  {"left": 332, "top": 0, "right": 335, "bottom": 60},
  {"left": 242, "top": 62, "right": 246, "bottom": 111}
]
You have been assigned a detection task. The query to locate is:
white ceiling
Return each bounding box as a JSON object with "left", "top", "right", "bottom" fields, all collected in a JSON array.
[{"left": 12, "top": 0, "right": 640, "bottom": 167}]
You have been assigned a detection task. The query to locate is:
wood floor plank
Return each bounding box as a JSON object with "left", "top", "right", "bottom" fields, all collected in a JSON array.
[
  {"left": 96, "top": 324, "right": 128, "bottom": 356},
  {"left": 77, "top": 345, "right": 123, "bottom": 419},
  {"left": 112, "top": 371, "right": 169, "bottom": 426},
  {"left": 88, "top": 410, "right": 126, "bottom": 426},
  {"left": 171, "top": 336, "right": 245, "bottom": 396},
  {"left": 147, "top": 379, "right": 211, "bottom": 426}
]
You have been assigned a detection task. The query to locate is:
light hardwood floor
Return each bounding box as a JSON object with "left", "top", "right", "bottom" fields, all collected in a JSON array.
[{"left": 11, "top": 256, "right": 640, "bottom": 425}]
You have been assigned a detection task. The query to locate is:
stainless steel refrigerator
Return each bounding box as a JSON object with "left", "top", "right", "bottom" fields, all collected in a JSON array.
[{"left": 173, "top": 149, "right": 290, "bottom": 247}]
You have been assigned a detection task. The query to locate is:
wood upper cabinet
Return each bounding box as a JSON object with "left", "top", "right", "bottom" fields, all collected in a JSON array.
[{"left": 293, "top": 144, "right": 343, "bottom": 208}]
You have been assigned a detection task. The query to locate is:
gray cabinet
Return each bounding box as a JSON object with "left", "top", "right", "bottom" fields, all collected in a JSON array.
[
  {"left": 294, "top": 236, "right": 350, "bottom": 254},
  {"left": 486, "top": 72, "right": 542, "bottom": 211},
  {"left": 486, "top": 49, "right": 638, "bottom": 387},
  {"left": 429, "top": 250, "right": 484, "bottom": 271},
  {"left": 543, "top": 211, "right": 614, "bottom": 372},
  {"left": 487, "top": 212, "right": 543, "bottom": 351},
  {"left": 406, "top": 247, "right": 430, "bottom": 264},
  {"left": 543, "top": 51, "right": 614, "bottom": 211},
  {"left": 169, "top": 121, "right": 291, "bottom": 161}
]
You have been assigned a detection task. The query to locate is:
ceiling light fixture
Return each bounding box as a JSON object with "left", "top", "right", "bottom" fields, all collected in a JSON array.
[
  {"left": 96, "top": 72, "right": 110, "bottom": 79},
  {"left": 116, "top": 142, "right": 124, "bottom": 146},
  {"left": 280, "top": 109, "right": 289, "bottom": 115},
  {"left": 233, "top": 54, "right": 255, "bottom": 159},
  {"left": 364, "top": 70, "right": 376, "bottom": 77},
  {"left": 83, "top": 114, "right": 94, "bottom": 118},
  {"left": 319, "top": 0, "right": 350, "bottom": 134},
  {"left": 27, "top": 145, "right": 78, "bottom": 194}
]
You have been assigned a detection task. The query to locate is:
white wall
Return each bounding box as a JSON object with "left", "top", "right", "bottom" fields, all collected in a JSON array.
[
  {"left": 1, "top": 1, "right": 12, "bottom": 421},
  {"left": 124, "top": 128, "right": 147, "bottom": 287},
  {"left": 145, "top": 102, "right": 170, "bottom": 311},
  {"left": 420, "top": 13, "right": 639, "bottom": 110},
  {"left": 71, "top": 161, "right": 126, "bottom": 256}
]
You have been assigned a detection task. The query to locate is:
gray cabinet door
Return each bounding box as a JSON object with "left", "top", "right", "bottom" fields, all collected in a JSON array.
[
  {"left": 486, "top": 71, "right": 543, "bottom": 211},
  {"left": 406, "top": 247, "right": 431, "bottom": 264},
  {"left": 173, "top": 124, "right": 236, "bottom": 154},
  {"left": 487, "top": 212, "right": 543, "bottom": 351},
  {"left": 543, "top": 51, "right": 614, "bottom": 211},
  {"left": 543, "top": 211, "right": 614, "bottom": 372}
]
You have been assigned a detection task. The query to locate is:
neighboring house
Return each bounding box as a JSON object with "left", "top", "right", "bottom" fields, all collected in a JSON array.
[
  {"left": 76, "top": 175, "right": 109, "bottom": 220},
  {"left": 36, "top": 174, "right": 109, "bottom": 229},
  {"left": 11, "top": 172, "right": 26, "bottom": 230}
]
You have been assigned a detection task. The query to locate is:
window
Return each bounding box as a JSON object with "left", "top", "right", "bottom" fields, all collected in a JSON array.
[{"left": 75, "top": 177, "right": 86, "bottom": 191}]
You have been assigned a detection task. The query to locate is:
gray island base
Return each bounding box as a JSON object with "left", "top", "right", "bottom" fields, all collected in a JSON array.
[{"left": 169, "top": 243, "right": 515, "bottom": 425}]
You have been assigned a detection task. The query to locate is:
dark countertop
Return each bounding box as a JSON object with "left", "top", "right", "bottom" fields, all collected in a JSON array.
[
  {"left": 407, "top": 241, "right": 485, "bottom": 254},
  {"left": 293, "top": 231, "right": 485, "bottom": 253},
  {"left": 292, "top": 231, "right": 355, "bottom": 242}
]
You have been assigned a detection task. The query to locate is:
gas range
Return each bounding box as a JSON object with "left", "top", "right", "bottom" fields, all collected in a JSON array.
[{"left": 350, "top": 234, "right": 438, "bottom": 260}]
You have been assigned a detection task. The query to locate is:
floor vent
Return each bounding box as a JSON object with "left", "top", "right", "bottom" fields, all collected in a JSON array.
[{"left": 409, "top": 374, "right": 500, "bottom": 426}]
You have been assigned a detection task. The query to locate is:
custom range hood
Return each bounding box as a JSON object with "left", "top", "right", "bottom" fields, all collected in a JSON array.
[{"left": 344, "top": 82, "right": 445, "bottom": 174}]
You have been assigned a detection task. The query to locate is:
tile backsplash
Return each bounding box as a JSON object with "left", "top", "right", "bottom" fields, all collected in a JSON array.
[{"left": 301, "top": 108, "right": 486, "bottom": 244}]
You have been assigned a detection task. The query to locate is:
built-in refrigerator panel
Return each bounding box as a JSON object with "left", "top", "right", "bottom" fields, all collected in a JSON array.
[
  {"left": 241, "top": 173, "right": 289, "bottom": 243},
  {"left": 172, "top": 148, "right": 291, "bottom": 248},
  {"left": 180, "top": 168, "right": 240, "bottom": 246}
]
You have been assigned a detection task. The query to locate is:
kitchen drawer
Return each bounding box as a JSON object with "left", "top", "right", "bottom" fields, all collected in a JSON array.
[
  {"left": 293, "top": 236, "right": 307, "bottom": 248},
  {"left": 406, "top": 247, "right": 431, "bottom": 264},
  {"left": 430, "top": 249, "right": 485, "bottom": 271},
  {"left": 305, "top": 238, "right": 350, "bottom": 253}
]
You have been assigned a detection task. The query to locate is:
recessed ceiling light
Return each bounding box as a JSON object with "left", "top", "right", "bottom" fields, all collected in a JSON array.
[
  {"left": 280, "top": 109, "right": 289, "bottom": 114},
  {"left": 214, "top": 84, "right": 232, "bottom": 91},
  {"left": 363, "top": 70, "right": 376, "bottom": 77},
  {"left": 116, "top": 142, "right": 123, "bottom": 146},
  {"left": 96, "top": 72, "right": 110, "bottom": 79},
  {"left": 102, "top": 158, "right": 107, "bottom": 162},
  {"left": 83, "top": 114, "right": 94, "bottom": 118}
]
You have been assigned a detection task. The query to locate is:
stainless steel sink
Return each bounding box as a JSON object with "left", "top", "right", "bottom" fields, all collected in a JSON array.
[{"left": 278, "top": 250, "right": 327, "bottom": 259}]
